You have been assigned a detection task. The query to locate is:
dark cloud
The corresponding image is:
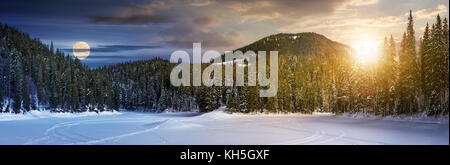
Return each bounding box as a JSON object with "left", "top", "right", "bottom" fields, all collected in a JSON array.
[
  {"left": 89, "top": 1, "right": 171, "bottom": 24},
  {"left": 192, "top": 16, "right": 220, "bottom": 26},
  {"left": 1, "top": 0, "right": 126, "bottom": 17},
  {"left": 72, "top": 49, "right": 90, "bottom": 53},
  {"left": 80, "top": 55, "right": 129, "bottom": 59},
  {"left": 184, "top": 0, "right": 349, "bottom": 20},
  {"left": 90, "top": 15, "right": 170, "bottom": 25},
  {"left": 0, "top": 0, "right": 171, "bottom": 25},
  {"left": 2, "top": 0, "right": 350, "bottom": 25},
  {"left": 62, "top": 45, "right": 163, "bottom": 53},
  {"left": 158, "top": 16, "right": 240, "bottom": 48}
]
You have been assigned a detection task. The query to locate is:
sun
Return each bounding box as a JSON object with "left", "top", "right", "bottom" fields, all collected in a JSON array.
[{"left": 352, "top": 37, "right": 380, "bottom": 66}]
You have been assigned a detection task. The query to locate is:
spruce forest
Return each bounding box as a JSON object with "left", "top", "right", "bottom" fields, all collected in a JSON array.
[{"left": 0, "top": 12, "right": 448, "bottom": 116}]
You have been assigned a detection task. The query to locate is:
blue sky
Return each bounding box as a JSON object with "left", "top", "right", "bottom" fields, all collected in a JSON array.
[{"left": 1, "top": 0, "right": 448, "bottom": 68}]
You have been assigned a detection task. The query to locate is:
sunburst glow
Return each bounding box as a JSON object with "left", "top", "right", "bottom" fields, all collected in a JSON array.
[{"left": 352, "top": 37, "right": 380, "bottom": 66}]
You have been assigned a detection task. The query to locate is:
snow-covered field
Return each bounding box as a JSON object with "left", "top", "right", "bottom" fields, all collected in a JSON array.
[{"left": 0, "top": 108, "right": 448, "bottom": 145}]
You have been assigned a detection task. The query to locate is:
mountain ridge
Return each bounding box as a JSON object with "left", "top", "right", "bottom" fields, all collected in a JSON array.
[{"left": 234, "top": 32, "right": 350, "bottom": 57}]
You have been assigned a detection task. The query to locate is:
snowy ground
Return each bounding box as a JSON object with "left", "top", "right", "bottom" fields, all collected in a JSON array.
[{"left": 0, "top": 108, "right": 448, "bottom": 145}]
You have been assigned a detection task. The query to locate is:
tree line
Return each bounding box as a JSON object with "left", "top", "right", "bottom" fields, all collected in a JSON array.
[{"left": 0, "top": 11, "right": 448, "bottom": 116}]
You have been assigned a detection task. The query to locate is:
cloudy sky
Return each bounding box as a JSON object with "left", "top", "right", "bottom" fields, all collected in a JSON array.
[{"left": 1, "top": 0, "right": 448, "bottom": 67}]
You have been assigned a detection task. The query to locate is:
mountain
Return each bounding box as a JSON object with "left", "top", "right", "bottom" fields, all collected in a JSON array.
[
  {"left": 235, "top": 32, "right": 350, "bottom": 57},
  {"left": 99, "top": 32, "right": 353, "bottom": 113}
]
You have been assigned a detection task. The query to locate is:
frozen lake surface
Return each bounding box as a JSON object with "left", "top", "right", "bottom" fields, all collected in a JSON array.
[{"left": 0, "top": 109, "right": 448, "bottom": 145}]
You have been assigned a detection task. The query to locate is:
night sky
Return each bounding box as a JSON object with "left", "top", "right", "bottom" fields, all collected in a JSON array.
[{"left": 1, "top": 0, "right": 448, "bottom": 68}]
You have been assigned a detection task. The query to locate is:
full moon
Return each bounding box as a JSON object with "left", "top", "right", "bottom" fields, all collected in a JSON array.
[{"left": 73, "top": 41, "right": 90, "bottom": 60}]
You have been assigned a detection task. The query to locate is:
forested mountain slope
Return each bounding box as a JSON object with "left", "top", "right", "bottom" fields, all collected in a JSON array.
[
  {"left": 98, "top": 32, "right": 352, "bottom": 113},
  {"left": 236, "top": 32, "right": 349, "bottom": 57}
]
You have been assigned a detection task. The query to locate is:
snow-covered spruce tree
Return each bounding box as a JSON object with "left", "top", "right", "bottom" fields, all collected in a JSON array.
[
  {"left": 11, "top": 50, "right": 24, "bottom": 113},
  {"left": 377, "top": 35, "right": 398, "bottom": 116},
  {"left": 420, "top": 23, "right": 432, "bottom": 114},
  {"left": 396, "top": 11, "right": 418, "bottom": 115},
  {"left": 443, "top": 18, "right": 449, "bottom": 115},
  {"left": 427, "top": 15, "right": 449, "bottom": 115}
]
